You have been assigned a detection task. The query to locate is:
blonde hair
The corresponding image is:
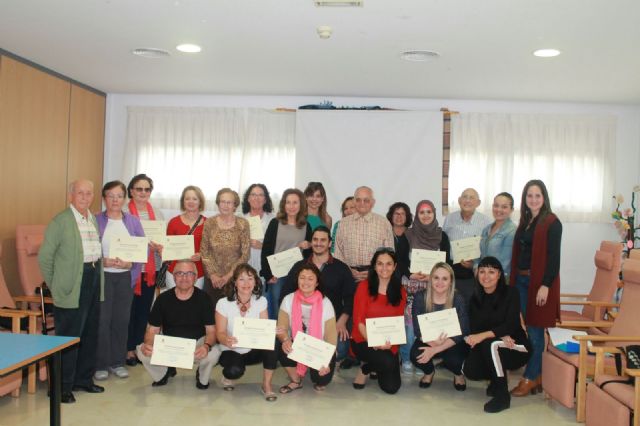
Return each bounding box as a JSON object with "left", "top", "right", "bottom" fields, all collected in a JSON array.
[{"left": 424, "top": 262, "right": 456, "bottom": 312}]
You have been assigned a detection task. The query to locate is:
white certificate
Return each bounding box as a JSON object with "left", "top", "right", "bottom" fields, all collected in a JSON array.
[
  {"left": 161, "top": 235, "right": 195, "bottom": 261},
  {"left": 410, "top": 249, "right": 446, "bottom": 274},
  {"left": 267, "top": 247, "right": 303, "bottom": 278},
  {"left": 246, "top": 215, "right": 264, "bottom": 240},
  {"left": 233, "top": 317, "right": 276, "bottom": 350},
  {"left": 451, "top": 236, "right": 482, "bottom": 263},
  {"left": 109, "top": 236, "right": 148, "bottom": 263},
  {"left": 417, "top": 308, "right": 462, "bottom": 342},
  {"left": 150, "top": 335, "right": 196, "bottom": 369},
  {"left": 141, "top": 220, "right": 166, "bottom": 243},
  {"left": 365, "top": 316, "right": 406, "bottom": 347},
  {"left": 288, "top": 332, "right": 335, "bottom": 371}
]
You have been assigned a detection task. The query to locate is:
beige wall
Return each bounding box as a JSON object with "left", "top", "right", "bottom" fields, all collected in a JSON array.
[{"left": 0, "top": 55, "right": 105, "bottom": 296}]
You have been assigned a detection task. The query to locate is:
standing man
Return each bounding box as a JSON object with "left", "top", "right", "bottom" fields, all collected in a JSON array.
[
  {"left": 39, "top": 179, "right": 105, "bottom": 404},
  {"left": 280, "top": 226, "right": 355, "bottom": 366},
  {"left": 334, "top": 186, "right": 394, "bottom": 282},
  {"left": 137, "top": 260, "right": 220, "bottom": 389},
  {"left": 442, "top": 188, "right": 491, "bottom": 302}
]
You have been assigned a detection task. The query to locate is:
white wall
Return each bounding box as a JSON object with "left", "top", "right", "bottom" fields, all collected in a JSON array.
[{"left": 105, "top": 93, "right": 640, "bottom": 294}]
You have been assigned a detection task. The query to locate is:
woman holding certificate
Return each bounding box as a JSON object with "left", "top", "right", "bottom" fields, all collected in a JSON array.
[
  {"left": 215, "top": 264, "right": 278, "bottom": 401},
  {"left": 410, "top": 262, "right": 469, "bottom": 390},
  {"left": 351, "top": 248, "right": 407, "bottom": 394},
  {"left": 164, "top": 186, "right": 206, "bottom": 291},
  {"left": 125, "top": 173, "right": 164, "bottom": 366},
  {"left": 276, "top": 264, "right": 337, "bottom": 392},
  {"left": 95, "top": 181, "right": 145, "bottom": 380},
  {"left": 476, "top": 192, "right": 516, "bottom": 278},
  {"left": 261, "top": 188, "right": 312, "bottom": 319},
  {"left": 463, "top": 256, "right": 531, "bottom": 413},
  {"left": 509, "top": 180, "right": 562, "bottom": 397},
  {"left": 201, "top": 188, "right": 251, "bottom": 307},
  {"left": 241, "top": 184, "right": 276, "bottom": 279}
]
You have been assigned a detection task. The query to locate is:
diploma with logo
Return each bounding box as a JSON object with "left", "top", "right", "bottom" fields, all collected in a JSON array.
[
  {"left": 288, "top": 331, "right": 335, "bottom": 371},
  {"left": 451, "top": 236, "right": 482, "bottom": 263},
  {"left": 150, "top": 335, "right": 196, "bottom": 369},
  {"left": 233, "top": 317, "right": 276, "bottom": 350},
  {"left": 140, "top": 220, "right": 166, "bottom": 243},
  {"left": 161, "top": 235, "right": 195, "bottom": 261},
  {"left": 247, "top": 215, "right": 264, "bottom": 240},
  {"left": 417, "top": 308, "right": 462, "bottom": 342},
  {"left": 267, "top": 247, "right": 303, "bottom": 278},
  {"left": 410, "top": 249, "right": 446, "bottom": 274},
  {"left": 109, "top": 235, "right": 148, "bottom": 263},
  {"left": 365, "top": 316, "right": 406, "bottom": 347}
]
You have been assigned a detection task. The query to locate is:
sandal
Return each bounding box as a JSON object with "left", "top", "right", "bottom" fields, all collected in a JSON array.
[
  {"left": 279, "top": 381, "right": 303, "bottom": 394},
  {"left": 419, "top": 372, "right": 435, "bottom": 389},
  {"left": 221, "top": 378, "right": 235, "bottom": 391},
  {"left": 313, "top": 384, "right": 326, "bottom": 391},
  {"left": 261, "top": 386, "right": 278, "bottom": 402}
]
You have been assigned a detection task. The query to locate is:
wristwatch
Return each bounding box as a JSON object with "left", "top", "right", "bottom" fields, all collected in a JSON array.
[{"left": 203, "top": 342, "right": 212, "bottom": 352}]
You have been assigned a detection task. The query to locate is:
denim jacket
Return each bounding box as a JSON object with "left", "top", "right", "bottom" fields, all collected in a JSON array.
[{"left": 476, "top": 219, "right": 516, "bottom": 277}]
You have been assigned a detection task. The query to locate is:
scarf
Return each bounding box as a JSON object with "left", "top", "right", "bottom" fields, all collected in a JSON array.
[
  {"left": 128, "top": 200, "right": 156, "bottom": 295},
  {"left": 405, "top": 200, "right": 442, "bottom": 250},
  {"left": 291, "top": 289, "right": 324, "bottom": 377}
]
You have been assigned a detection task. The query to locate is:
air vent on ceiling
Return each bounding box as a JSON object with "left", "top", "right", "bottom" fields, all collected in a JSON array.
[
  {"left": 131, "top": 48, "right": 170, "bottom": 59},
  {"left": 400, "top": 50, "right": 441, "bottom": 62},
  {"left": 315, "top": 0, "right": 363, "bottom": 6}
]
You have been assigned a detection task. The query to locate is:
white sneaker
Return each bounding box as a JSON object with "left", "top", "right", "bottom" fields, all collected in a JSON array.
[
  {"left": 110, "top": 366, "right": 129, "bottom": 379},
  {"left": 401, "top": 361, "right": 414, "bottom": 375},
  {"left": 94, "top": 370, "right": 109, "bottom": 381}
]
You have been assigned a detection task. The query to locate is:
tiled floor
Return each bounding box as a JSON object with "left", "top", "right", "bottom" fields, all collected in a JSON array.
[{"left": 0, "top": 363, "right": 577, "bottom": 426}]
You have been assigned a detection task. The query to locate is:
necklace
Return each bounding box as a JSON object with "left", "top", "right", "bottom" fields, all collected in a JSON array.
[{"left": 237, "top": 297, "right": 251, "bottom": 313}]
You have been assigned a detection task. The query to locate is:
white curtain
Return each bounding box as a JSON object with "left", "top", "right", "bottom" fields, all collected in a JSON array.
[
  {"left": 449, "top": 113, "right": 616, "bottom": 223},
  {"left": 123, "top": 107, "right": 295, "bottom": 209}
]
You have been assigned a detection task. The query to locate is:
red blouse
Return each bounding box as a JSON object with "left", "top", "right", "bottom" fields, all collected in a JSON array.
[
  {"left": 166, "top": 215, "right": 206, "bottom": 278},
  {"left": 351, "top": 280, "right": 407, "bottom": 354}
]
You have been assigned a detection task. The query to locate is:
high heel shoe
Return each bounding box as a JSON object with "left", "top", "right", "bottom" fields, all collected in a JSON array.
[
  {"left": 453, "top": 374, "right": 466, "bottom": 391},
  {"left": 353, "top": 369, "right": 368, "bottom": 390},
  {"left": 510, "top": 376, "right": 542, "bottom": 397}
]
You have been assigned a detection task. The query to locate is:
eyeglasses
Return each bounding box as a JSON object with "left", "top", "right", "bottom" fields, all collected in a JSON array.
[
  {"left": 249, "top": 193, "right": 265, "bottom": 198},
  {"left": 219, "top": 200, "right": 235, "bottom": 206},
  {"left": 134, "top": 187, "right": 152, "bottom": 193},
  {"left": 106, "top": 195, "right": 125, "bottom": 200},
  {"left": 174, "top": 271, "right": 196, "bottom": 278}
]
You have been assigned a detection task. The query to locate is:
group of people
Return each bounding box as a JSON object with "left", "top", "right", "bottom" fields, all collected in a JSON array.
[{"left": 38, "top": 176, "right": 562, "bottom": 414}]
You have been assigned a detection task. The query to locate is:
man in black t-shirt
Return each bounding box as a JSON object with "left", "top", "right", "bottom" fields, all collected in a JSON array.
[{"left": 136, "top": 260, "right": 220, "bottom": 389}]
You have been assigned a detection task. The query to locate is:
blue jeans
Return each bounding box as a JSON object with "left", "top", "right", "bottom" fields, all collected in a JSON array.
[
  {"left": 336, "top": 318, "right": 353, "bottom": 361},
  {"left": 515, "top": 275, "right": 544, "bottom": 380},
  {"left": 399, "top": 323, "right": 416, "bottom": 363},
  {"left": 265, "top": 277, "right": 286, "bottom": 320}
]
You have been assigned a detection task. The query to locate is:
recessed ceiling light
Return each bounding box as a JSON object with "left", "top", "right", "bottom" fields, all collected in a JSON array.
[
  {"left": 176, "top": 44, "right": 202, "bottom": 53},
  {"left": 315, "top": 0, "right": 362, "bottom": 6},
  {"left": 400, "top": 50, "right": 440, "bottom": 62},
  {"left": 533, "top": 48, "right": 561, "bottom": 58},
  {"left": 131, "top": 48, "right": 170, "bottom": 59}
]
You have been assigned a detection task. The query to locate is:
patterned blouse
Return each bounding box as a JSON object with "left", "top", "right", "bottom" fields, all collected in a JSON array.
[{"left": 200, "top": 216, "right": 250, "bottom": 277}]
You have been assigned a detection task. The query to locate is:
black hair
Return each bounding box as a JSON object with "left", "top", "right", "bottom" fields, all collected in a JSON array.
[{"left": 367, "top": 248, "right": 403, "bottom": 306}]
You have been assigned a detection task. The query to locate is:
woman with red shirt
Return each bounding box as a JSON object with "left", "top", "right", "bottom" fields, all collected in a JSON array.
[
  {"left": 164, "top": 186, "right": 206, "bottom": 291},
  {"left": 351, "top": 248, "right": 407, "bottom": 394}
]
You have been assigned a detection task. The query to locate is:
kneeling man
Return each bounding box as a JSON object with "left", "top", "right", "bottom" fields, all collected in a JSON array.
[{"left": 137, "top": 260, "right": 220, "bottom": 389}]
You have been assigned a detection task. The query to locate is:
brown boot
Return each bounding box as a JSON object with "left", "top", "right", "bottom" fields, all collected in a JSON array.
[{"left": 510, "top": 376, "right": 542, "bottom": 397}]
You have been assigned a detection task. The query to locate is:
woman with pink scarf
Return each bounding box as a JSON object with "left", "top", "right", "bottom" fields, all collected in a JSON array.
[{"left": 276, "top": 264, "right": 337, "bottom": 393}]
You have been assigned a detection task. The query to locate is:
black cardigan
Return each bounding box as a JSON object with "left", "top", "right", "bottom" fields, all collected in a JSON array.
[{"left": 260, "top": 218, "right": 312, "bottom": 281}]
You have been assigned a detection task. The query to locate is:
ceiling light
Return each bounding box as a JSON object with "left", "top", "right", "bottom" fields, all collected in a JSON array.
[
  {"left": 176, "top": 44, "right": 202, "bottom": 53},
  {"left": 400, "top": 50, "right": 440, "bottom": 62},
  {"left": 533, "top": 48, "right": 561, "bottom": 58},
  {"left": 315, "top": 0, "right": 363, "bottom": 6},
  {"left": 131, "top": 48, "right": 170, "bottom": 59}
]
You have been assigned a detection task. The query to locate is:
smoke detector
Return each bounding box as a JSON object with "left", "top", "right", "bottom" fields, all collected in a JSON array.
[{"left": 317, "top": 26, "right": 333, "bottom": 39}]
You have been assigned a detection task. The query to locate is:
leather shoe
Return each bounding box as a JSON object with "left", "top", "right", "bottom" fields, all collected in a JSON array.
[
  {"left": 510, "top": 376, "right": 542, "bottom": 397},
  {"left": 152, "top": 367, "right": 177, "bottom": 387},
  {"left": 453, "top": 375, "right": 466, "bottom": 391},
  {"left": 61, "top": 391, "right": 76, "bottom": 403},
  {"left": 484, "top": 395, "right": 510, "bottom": 413},
  {"left": 72, "top": 384, "right": 104, "bottom": 393},
  {"left": 195, "top": 370, "right": 209, "bottom": 390},
  {"left": 125, "top": 357, "right": 139, "bottom": 367},
  {"left": 339, "top": 357, "right": 360, "bottom": 370}
]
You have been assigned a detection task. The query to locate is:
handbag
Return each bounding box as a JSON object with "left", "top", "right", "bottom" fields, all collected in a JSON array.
[
  {"left": 600, "top": 344, "right": 640, "bottom": 388},
  {"left": 156, "top": 215, "right": 203, "bottom": 289}
]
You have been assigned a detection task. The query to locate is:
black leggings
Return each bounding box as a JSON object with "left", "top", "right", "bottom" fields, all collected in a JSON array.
[
  {"left": 351, "top": 340, "right": 401, "bottom": 394},
  {"left": 463, "top": 338, "right": 530, "bottom": 382},
  {"left": 277, "top": 340, "right": 336, "bottom": 387},
  {"left": 219, "top": 349, "right": 278, "bottom": 380},
  {"left": 410, "top": 339, "right": 468, "bottom": 375}
]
